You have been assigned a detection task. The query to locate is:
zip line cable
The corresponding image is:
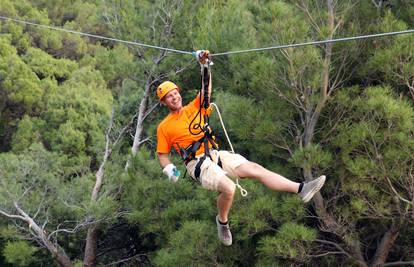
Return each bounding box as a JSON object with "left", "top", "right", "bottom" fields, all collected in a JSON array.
[
  {"left": 0, "top": 15, "right": 192, "bottom": 55},
  {"left": 1, "top": 15, "right": 414, "bottom": 57},
  {"left": 211, "top": 29, "right": 414, "bottom": 56}
]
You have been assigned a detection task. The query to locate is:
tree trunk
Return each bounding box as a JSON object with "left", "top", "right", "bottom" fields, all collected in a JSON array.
[
  {"left": 301, "top": 1, "right": 368, "bottom": 266},
  {"left": 131, "top": 78, "right": 152, "bottom": 155},
  {"left": 83, "top": 110, "right": 114, "bottom": 267},
  {"left": 83, "top": 166, "right": 105, "bottom": 266},
  {"left": 83, "top": 226, "right": 99, "bottom": 267},
  {"left": 125, "top": 78, "right": 152, "bottom": 171},
  {"left": 41, "top": 231, "right": 73, "bottom": 267},
  {"left": 370, "top": 223, "right": 400, "bottom": 267}
]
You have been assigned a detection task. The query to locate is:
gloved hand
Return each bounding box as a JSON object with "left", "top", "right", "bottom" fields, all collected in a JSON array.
[
  {"left": 162, "top": 163, "right": 181, "bottom": 183},
  {"left": 195, "top": 50, "right": 211, "bottom": 65},
  {"left": 195, "top": 49, "right": 206, "bottom": 58}
]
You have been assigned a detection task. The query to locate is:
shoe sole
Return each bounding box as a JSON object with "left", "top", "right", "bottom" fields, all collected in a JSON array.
[{"left": 302, "top": 175, "right": 326, "bottom": 203}]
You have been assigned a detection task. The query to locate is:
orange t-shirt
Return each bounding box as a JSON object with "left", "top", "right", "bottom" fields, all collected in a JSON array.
[{"left": 157, "top": 95, "right": 213, "bottom": 156}]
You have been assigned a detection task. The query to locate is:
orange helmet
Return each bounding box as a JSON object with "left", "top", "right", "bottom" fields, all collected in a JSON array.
[{"left": 156, "top": 81, "right": 180, "bottom": 101}]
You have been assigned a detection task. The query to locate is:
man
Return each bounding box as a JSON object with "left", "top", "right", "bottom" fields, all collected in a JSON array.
[{"left": 156, "top": 79, "right": 325, "bottom": 246}]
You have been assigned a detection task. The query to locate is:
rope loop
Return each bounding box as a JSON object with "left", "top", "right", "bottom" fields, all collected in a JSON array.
[
  {"left": 236, "top": 179, "right": 248, "bottom": 197},
  {"left": 211, "top": 103, "right": 247, "bottom": 197}
]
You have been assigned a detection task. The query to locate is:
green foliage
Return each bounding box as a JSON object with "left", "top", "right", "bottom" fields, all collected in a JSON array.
[
  {"left": 258, "top": 222, "right": 316, "bottom": 262},
  {"left": 56, "top": 122, "right": 87, "bottom": 154},
  {"left": 350, "top": 198, "right": 367, "bottom": 213},
  {"left": 11, "top": 115, "right": 43, "bottom": 153},
  {"left": 58, "top": 24, "right": 88, "bottom": 59},
  {"left": 0, "top": 143, "right": 89, "bottom": 218},
  {"left": 211, "top": 91, "right": 291, "bottom": 166},
  {"left": 87, "top": 44, "right": 135, "bottom": 87},
  {"left": 251, "top": 0, "right": 324, "bottom": 94},
  {"left": 332, "top": 85, "right": 414, "bottom": 228},
  {"left": 192, "top": 0, "right": 256, "bottom": 53},
  {"left": 0, "top": 37, "right": 43, "bottom": 111},
  {"left": 3, "top": 241, "right": 38, "bottom": 267},
  {"left": 154, "top": 221, "right": 219, "bottom": 267},
  {"left": 0, "top": 225, "right": 19, "bottom": 240},
  {"left": 361, "top": 11, "right": 414, "bottom": 97},
  {"left": 11, "top": 1, "right": 63, "bottom": 52},
  {"left": 122, "top": 149, "right": 215, "bottom": 245},
  {"left": 116, "top": 78, "right": 144, "bottom": 119},
  {"left": 290, "top": 144, "right": 332, "bottom": 170},
  {"left": 23, "top": 47, "right": 77, "bottom": 79},
  {"left": 364, "top": 87, "right": 413, "bottom": 130},
  {"left": 39, "top": 66, "right": 113, "bottom": 175},
  {"left": 0, "top": 142, "right": 95, "bottom": 263},
  {"left": 1, "top": 0, "right": 414, "bottom": 266}
]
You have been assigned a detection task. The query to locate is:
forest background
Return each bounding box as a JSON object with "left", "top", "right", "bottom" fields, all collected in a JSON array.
[{"left": 0, "top": 0, "right": 413, "bottom": 266}]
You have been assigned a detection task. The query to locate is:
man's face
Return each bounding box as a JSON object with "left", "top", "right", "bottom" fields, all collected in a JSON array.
[{"left": 162, "top": 89, "right": 182, "bottom": 112}]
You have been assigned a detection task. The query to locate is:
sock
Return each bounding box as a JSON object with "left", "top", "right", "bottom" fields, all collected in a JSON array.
[
  {"left": 218, "top": 219, "right": 228, "bottom": 225},
  {"left": 297, "top": 182, "right": 304, "bottom": 193}
]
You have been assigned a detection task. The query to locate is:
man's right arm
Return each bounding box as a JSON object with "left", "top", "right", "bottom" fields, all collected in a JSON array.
[{"left": 158, "top": 153, "right": 171, "bottom": 168}]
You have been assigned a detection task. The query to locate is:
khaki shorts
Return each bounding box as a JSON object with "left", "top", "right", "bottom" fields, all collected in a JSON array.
[{"left": 185, "top": 150, "right": 248, "bottom": 191}]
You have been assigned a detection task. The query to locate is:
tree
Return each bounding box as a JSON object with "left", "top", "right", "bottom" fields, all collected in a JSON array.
[
  {"left": 82, "top": 0, "right": 192, "bottom": 265},
  {"left": 223, "top": 1, "right": 368, "bottom": 264},
  {"left": 2, "top": 240, "right": 38, "bottom": 267},
  {"left": 209, "top": 1, "right": 413, "bottom": 265},
  {"left": 0, "top": 144, "right": 81, "bottom": 267},
  {"left": 1, "top": 2, "right": 120, "bottom": 266},
  {"left": 363, "top": 11, "right": 414, "bottom": 101},
  {"left": 2, "top": 0, "right": 414, "bottom": 266},
  {"left": 331, "top": 86, "right": 414, "bottom": 266}
]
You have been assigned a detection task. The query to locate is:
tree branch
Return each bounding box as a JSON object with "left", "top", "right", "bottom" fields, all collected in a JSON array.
[
  {"left": 10, "top": 202, "right": 74, "bottom": 267},
  {"left": 0, "top": 209, "right": 25, "bottom": 220},
  {"left": 385, "top": 176, "right": 413, "bottom": 206},
  {"left": 315, "top": 238, "right": 352, "bottom": 259}
]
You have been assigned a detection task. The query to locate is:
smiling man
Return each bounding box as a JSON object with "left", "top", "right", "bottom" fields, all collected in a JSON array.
[{"left": 156, "top": 79, "right": 326, "bottom": 246}]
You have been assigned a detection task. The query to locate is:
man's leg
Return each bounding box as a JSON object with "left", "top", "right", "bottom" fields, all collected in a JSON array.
[
  {"left": 216, "top": 175, "right": 236, "bottom": 223},
  {"left": 215, "top": 175, "right": 235, "bottom": 246},
  {"left": 235, "top": 161, "right": 300, "bottom": 193},
  {"left": 187, "top": 154, "right": 236, "bottom": 245},
  {"left": 234, "top": 161, "right": 326, "bottom": 202}
]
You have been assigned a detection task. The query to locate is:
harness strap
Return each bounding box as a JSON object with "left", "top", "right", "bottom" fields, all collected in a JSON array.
[
  {"left": 204, "top": 133, "right": 210, "bottom": 158},
  {"left": 192, "top": 154, "right": 220, "bottom": 182},
  {"left": 217, "top": 156, "right": 222, "bottom": 168},
  {"left": 194, "top": 156, "right": 206, "bottom": 180},
  {"left": 179, "top": 128, "right": 218, "bottom": 164},
  {"left": 191, "top": 140, "right": 202, "bottom": 158}
]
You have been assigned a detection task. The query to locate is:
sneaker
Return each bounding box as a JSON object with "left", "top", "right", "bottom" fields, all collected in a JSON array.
[
  {"left": 299, "top": 175, "right": 326, "bottom": 203},
  {"left": 216, "top": 215, "right": 232, "bottom": 246}
]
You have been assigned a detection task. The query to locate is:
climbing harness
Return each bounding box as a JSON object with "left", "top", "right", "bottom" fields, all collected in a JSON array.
[
  {"left": 178, "top": 50, "right": 247, "bottom": 196},
  {"left": 179, "top": 50, "right": 217, "bottom": 168}
]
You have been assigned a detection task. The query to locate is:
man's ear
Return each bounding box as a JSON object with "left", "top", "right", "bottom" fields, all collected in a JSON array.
[{"left": 160, "top": 101, "right": 166, "bottom": 106}]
